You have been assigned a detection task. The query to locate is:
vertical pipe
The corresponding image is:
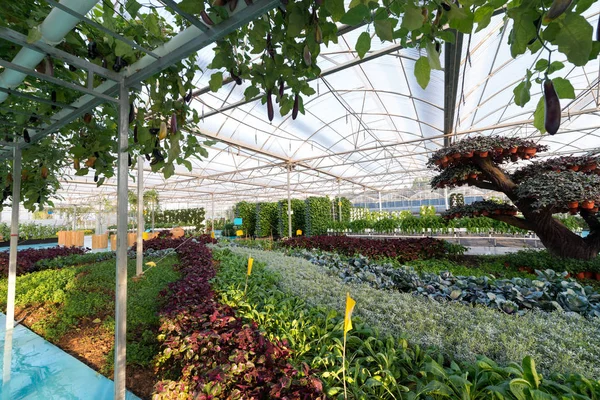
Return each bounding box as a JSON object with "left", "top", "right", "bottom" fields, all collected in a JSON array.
[
  {"left": 287, "top": 165, "right": 292, "bottom": 237},
  {"left": 136, "top": 155, "right": 144, "bottom": 276},
  {"left": 3, "top": 147, "right": 21, "bottom": 388},
  {"left": 211, "top": 193, "right": 215, "bottom": 233},
  {"left": 113, "top": 82, "right": 129, "bottom": 400},
  {"left": 444, "top": 187, "right": 449, "bottom": 211},
  {"left": 5, "top": 146, "right": 21, "bottom": 330},
  {"left": 378, "top": 191, "right": 382, "bottom": 212},
  {"left": 337, "top": 180, "right": 342, "bottom": 223}
]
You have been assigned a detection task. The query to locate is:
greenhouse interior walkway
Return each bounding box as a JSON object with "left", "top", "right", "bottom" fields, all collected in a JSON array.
[{"left": 0, "top": 314, "right": 139, "bottom": 400}]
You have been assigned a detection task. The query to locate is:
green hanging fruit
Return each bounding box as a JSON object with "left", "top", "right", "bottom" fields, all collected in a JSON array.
[{"left": 303, "top": 45, "right": 312, "bottom": 66}]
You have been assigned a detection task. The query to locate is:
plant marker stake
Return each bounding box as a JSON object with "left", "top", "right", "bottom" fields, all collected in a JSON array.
[
  {"left": 244, "top": 255, "right": 253, "bottom": 297},
  {"left": 343, "top": 292, "right": 355, "bottom": 400}
]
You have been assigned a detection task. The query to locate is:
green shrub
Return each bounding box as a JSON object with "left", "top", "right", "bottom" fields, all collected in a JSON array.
[{"left": 305, "top": 197, "right": 333, "bottom": 236}]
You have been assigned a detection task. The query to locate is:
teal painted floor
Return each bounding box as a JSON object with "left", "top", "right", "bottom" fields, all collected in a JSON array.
[{"left": 0, "top": 314, "right": 140, "bottom": 400}]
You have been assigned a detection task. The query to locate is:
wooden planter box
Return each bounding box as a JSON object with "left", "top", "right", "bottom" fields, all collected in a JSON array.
[
  {"left": 64, "top": 231, "right": 84, "bottom": 248},
  {"left": 92, "top": 234, "right": 108, "bottom": 249}
]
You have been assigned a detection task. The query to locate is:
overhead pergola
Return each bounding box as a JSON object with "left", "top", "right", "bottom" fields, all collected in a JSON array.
[
  {"left": 1, "top": 1, "right": 600, "bottom": 398},
  {"left": 17, "top": 3, "right": 598, "bottom": 212}
]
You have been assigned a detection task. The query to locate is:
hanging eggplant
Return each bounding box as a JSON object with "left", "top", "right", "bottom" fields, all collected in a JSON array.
[
  {"left": 292, "top": 93, "right": 299, "bottom": 120},
  {"left": 200, "top": 11, "right": 214, "bottom": 25},
  {"left": 113, "top": 57, "right": 126, "bottom": 72},
  {"left": 149, "top": 127, "right": 159, "bottom": 136},
  {"left": 544, "top": 0, "right": 573, "bottom": 22},
  {"left": 133, "top": 124, "right": 139, "bottom": 143},
  {"left": 266, "top": 90, "right": 274, "bottom": 122},
  {"left": 544, "top": 79, "right": 561, "bottom": 135},
  {"left": 279, "top": 79, "right": 284, "bottom": 98},
  {"left": 441, "top": 2, "right": 450, "bottom": 11},
  {"left": 145, "top": 153, "right": 151, "bottom": 161},
  {"left": 94, "top": 174, "right": 99, "bottom": 183},
  {"left": 230, "top": 69, "right": 242, "bottom": 85},
  {"left": 184, "top": 90, "right": 193, "bottom": 103},
  {"left": 69, "top": 64, "right": 77, "bottom": 72},
  {"left": 83, "top": 113, "right": 92, "bottom": 124},
  {"left": 128, "top": 102, "right": 135, "bottom": 124},
  {"left": 315, "top": 24, "right": 323, "bottom": 44},
  {"left": 51, "top": 90, "right": 57, "bottom": 110},
  {"left": 128, "top": 153, "right": 132, "bottom": 167},
  {"left": 170, "top": 113, "right": 178, "bottom": 134},
  {"left": 23, "top": 129, "right": 31, "bottom": 143},
  {"left": 45, "top": 57, "right": 54, "bottom": 77},
  {"left": 267, "top": 33, "right": 275, "bottom": 60},
  {"left": 87, "top": 41, "right": 98, "bottom": 59}
]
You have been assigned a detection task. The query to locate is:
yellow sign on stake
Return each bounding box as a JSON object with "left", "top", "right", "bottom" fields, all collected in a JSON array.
[
  {"left": 236, "top": 230, "right": 244, "bottom": 236},
  {"left": 247, "top": 257, "right": 254, "bottom": 276},
  {"left": 210, "top": 231, "right": 215, "bottom": 239},
  {"left": 344, "top": 292, "right": 356, "bottom": 335},
  {"left": 342, "top": 292, "right": 356, "bottom": 400},
  {"left": 296, "top": 229, "right": 302, "bottom": 236}
]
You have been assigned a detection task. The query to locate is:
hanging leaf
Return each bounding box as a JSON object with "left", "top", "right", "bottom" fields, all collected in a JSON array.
[
  {"left": 340, "top": 4, "right": 370, "bottom": 26},
  {"left": 125, "top": 0, "right": 142, "bottom": 18},
  {"left": 533, "top": 97, "right": 546, "bottom": 133},
  {"left": 402, "top": 5, "right": 424, "bottom": 31},
  {"left": 209, "top": 72, "right": 224, "bottom": 92},
  {"left": 355, "top": 32, "right": 371, "bottom": 59},
  {"left": 551, "top": 77, "right": 575, "bottom": 99},
  {"left": 178, "top": 0, "right": 205, "bottom": 14},
  {"left": 553, "top": 13, "right": 593, "bottom": 66},
  {"left": 426, "top": 42, "right": 442, "bottom": 70},
  {"left": 414, "top": 56, "right": 431, "bottom": 90},
  {"left": 374, "top": 19, "right": 395, "bottom": 42},
  {"left": 324, "top": 0, "right": 345, "bottom": 22}
]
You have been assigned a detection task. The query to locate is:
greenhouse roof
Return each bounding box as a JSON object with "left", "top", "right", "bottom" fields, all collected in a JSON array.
[{"left": 1, "top": 1, "right": 599, "bottom": 211}]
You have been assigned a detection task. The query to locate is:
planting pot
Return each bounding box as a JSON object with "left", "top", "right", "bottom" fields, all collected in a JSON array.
[
  {"left": 434, "top": 159, "right": 442, "bottom": 166},
  {"left": 509, "top": 147, "right": 518, "bottom": 154},
  {"left": 495, "top": 147, "right": 503, "bottom": 154},
  {"left": 584, "top": 271, "right": 594, "bottom": 279},
  {"left": 569, "top": 208, "right": 579, "bottom": 215},
  {"left": 582, "top": 163, "right": 597, "bottom": 172},
  {"left": 525, "top": 147, "right": 537, "bottom": 156},
  {"left": 462, "top": 151, "right": 474, "bottom": 158},
  {"left": 477, "top": 150, "right": 489, "bottom": 158},
  {"left": 565, "top": 272, "right": 571, "bottom": 279},
  {"left": 581, "top": 200, "right": 595, "bottom": 209},
  {"left": 591, "top": 207, "right": 599, "bottom": 213},
  {"left": 567, "top": 201, "right": 579, "bottom": 209},
  {"left": 506, "top": 210, "right": 517, "bottom": 216},
  {"left": 494, "top": 209, "right": 502, "bottom": 215},
  {"left": 451, "top": 152, "right": 461, "bottom": 160},
  {"left": 440, "top": 155, "right": 449, "bottom": 163},
  {"left": 596, "top": 272, "right": 600, "bottom": 281},
  {"left": 468, "top": 173, "right": 478, "bottom": 179},
  {"left": 442, "top": 161, "right": 449, "bottom": 168},
  {"left": 482, "top": 211, "right": 489, "bottom": 216},
  {"left": 568, "top": 165, "right": 580, "bottom": 172},
  {"left": 576, "top": 272, "right": 586, "bottom": 280}
]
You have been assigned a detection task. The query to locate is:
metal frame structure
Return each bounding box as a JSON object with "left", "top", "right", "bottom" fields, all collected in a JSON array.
[{"left": 1, "top": 1, "right": 600, "bottom": 399}]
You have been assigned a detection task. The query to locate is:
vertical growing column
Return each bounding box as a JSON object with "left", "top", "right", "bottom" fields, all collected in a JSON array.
[
  {"left": 287, "top": 164, "right": 292, "bottom": 237},
  {"left": 114, "top": 82, "right": 129, "bottom": 400}
]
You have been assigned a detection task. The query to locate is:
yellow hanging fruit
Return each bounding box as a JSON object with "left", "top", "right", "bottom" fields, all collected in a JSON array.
[
  {"left": 85, "top": 156, "right": 96, "bottom": 168},
  {"left": 41, "top": 166, "right": 48, "bottom": 179},
  {"left": 74, "top": 158, "right": 80, "bottom": 170},
  {"left": 159, "top": 121, "right": 167, "bottom": 140}
]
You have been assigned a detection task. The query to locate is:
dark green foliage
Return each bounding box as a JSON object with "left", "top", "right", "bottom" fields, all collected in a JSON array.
[
  {"left": 332, "top": 197, "right": 352, "bottom": 223},
  {"left": 235, "top": 201, "right": 256, "bottom": 237},
  {"left": 304, "top": 197, "right": 333, "bottom": 236},
  {"left": 255, "top": 202, "right": 278, "bottom": 237},
  {"left": 277, "top": 199, "right": 306, "bottom": 237}
]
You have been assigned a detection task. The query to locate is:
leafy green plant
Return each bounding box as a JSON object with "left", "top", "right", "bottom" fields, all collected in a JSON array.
[
  {"left": 304, "top": 196, "right": 333, "bottom": 236},
  {"left": 255, "top": 202, "right": 278, "bottom": 237}
]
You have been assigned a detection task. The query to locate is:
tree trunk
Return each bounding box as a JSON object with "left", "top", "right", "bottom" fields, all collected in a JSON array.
[{"left": 526, "top": 211, "right": 600, "bottom": 260}]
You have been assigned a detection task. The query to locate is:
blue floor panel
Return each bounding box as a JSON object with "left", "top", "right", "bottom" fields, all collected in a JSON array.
[{"left": 0, "top": 314, "right": 140, "bottom": 400}]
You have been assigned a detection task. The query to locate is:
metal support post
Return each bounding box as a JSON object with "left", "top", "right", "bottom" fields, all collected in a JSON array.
[
  {"left": 5, "top": 146, "right": 21, "bottom": 331},
  {"left": 337, "top": 180, "right": 342, "bottom": 223},
  {"left": 444, "top": 187, "right": 449, "bottom": 211},
  {"left": 3, "top": 146, "right": 21, "bottom": 387},
  {"left": 378, "top": 191, "right": 382, "bottom": 212},
  {"left": 113, "top": 82, "right": 129, "bottom": 400},
  {"left": 287, "top": 165, "right": 292, "bottom": 237},
  {"left": 211, "top": 193, "right": 215, "bottom": 233},
  {"left": 136, "top": 155, "right": 144, "bottom": 277}
]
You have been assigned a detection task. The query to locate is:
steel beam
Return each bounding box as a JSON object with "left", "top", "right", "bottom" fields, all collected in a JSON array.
[
  {"left": 0, "top": 27, "right": 120, "bottom": 81},
  {"left": 443, "top": 30, "right": 464, "bottom": 146}
]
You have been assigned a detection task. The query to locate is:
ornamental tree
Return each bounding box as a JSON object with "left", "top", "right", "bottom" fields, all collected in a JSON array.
[{"left": 428, "top": 136, "right": 600, "bottom": 260}]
